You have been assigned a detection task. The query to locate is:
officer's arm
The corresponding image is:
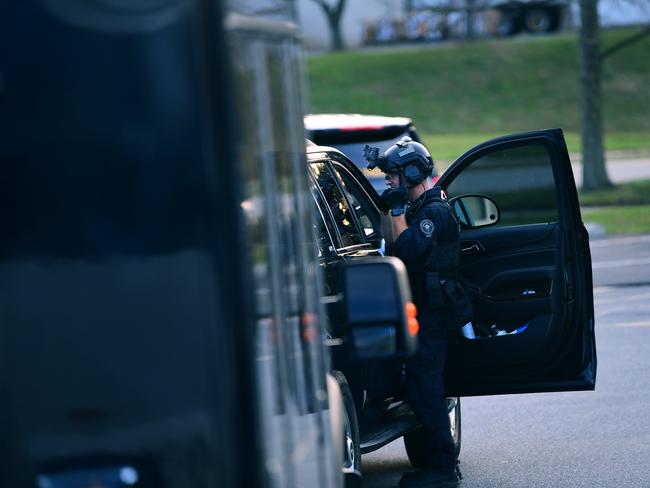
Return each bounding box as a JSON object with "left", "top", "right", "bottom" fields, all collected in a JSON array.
[
  {"left": 392, "top": 210, "right": 438, "bottom": 261},
  {"left": 390, "top": 213, "right": 408, "bottom": 239}
]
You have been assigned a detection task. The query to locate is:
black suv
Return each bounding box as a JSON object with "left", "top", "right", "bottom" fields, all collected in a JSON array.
[{"left": 308, "top": 129, "right": 596, "bottom": 474}]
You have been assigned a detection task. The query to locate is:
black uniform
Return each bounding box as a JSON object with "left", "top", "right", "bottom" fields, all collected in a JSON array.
[{"left": 392, "top": 187, "right": 460, "bottom": 472}]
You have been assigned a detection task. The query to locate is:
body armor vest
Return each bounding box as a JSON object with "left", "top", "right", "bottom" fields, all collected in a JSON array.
[{"left": 406, "top": 189, "right": 460, "bottom": 276}]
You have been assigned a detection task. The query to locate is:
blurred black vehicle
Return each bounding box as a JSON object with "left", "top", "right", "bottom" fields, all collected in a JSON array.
[{"left": 0, "top": 2, "right": 416, "bottom": 488}]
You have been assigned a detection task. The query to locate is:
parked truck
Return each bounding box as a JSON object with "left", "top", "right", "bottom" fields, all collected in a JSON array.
[
  {"left": 485, "top": 0, "right": 569, "bottom": 35},
  {"left": 363, "top": 0, "right": 569, "bottom": 45}
]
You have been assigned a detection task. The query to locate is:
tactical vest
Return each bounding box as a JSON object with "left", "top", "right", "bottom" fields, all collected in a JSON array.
[
  {"left": 422, "top": 192, "right": 473, "bottom": 329},
  {"left": 407, "top": 188, "right": 460, "bottom": 276}
]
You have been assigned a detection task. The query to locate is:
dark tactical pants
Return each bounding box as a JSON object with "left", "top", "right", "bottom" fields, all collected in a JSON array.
[{"left": 405, "top": 330, "right": 456, "bottom": 471}]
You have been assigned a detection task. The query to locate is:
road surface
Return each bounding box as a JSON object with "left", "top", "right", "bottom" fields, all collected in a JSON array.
[{"left": 362, "top": 233, "right": 650, "bottom": 487}]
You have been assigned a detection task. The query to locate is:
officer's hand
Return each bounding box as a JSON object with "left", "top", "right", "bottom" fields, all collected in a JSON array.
[
  {"left": 386, "top": 188, "right": 408, "bottom": 216},
  {"left": 378, "top": 188, "right": 392, "bottom": 212}
]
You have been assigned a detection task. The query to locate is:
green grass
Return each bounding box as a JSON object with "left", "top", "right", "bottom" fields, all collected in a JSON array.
[
  {"left": 421, "top": 132, "right": 650, "bottom": 163},
  {"left": 579, "top": 180, "right": 650, "bottom": 235},
  {"left": 579, "top": 180, "right": 650, "bottom": 207},
  {"left": 582, "top": 205, "right": 650, "bottom": 235},
  {"left": 308, "top": 32, "right": 650, "bottom": 235},
  {"left": 308, "top": 27, "right": 650, "bottom": 155}
]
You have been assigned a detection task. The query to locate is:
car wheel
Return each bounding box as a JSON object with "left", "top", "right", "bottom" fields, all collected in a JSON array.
[
  {"left": 333, "top": 371, "right": 361, "bottom": 472},
  {"left": 448, "top": 397, "right": 462, "bottom": 457},
  {"left": 403, "top": 397, "right": 462, "bottom": 468}
]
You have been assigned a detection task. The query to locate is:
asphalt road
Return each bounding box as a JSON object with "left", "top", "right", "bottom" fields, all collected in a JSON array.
[{"left": 362, "top": 234, "right": 650, "bottom": 487}]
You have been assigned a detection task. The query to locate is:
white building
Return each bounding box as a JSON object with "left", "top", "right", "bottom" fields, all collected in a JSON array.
[{"left": 297, "top": 0, "right": 401, "bottom": 50}]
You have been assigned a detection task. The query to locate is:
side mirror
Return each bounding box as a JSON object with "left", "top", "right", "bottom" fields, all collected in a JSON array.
[
  {"left": 449, "top": 194, "right": 500, "bottom": 229},
  {"left": 340, "top": 257, "right": 418, "bottom": 360}
]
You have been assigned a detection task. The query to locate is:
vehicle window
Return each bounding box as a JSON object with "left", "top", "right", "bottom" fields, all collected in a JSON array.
[
  {"left": 230, "top": 26, "right": 333, "bottom": 487},
  {"left": 332, "top": 165, "right": 380, "bottom": 239},
  {"left": 309, "top": 178, "right": 337, "bottom": 255},
  {"left": 446, "top": 143, "right": 559, "bottom": 227},
  {"left": 309, "top": 161, "right": 363, "bottom": 248}
]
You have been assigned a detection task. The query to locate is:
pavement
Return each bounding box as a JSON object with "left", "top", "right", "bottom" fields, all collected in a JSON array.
[
  {"left": 589, "top": 234, "right": 650, "bottom": 287},
  {"left": 362, "top": 233, "right": 650, "bottom": 487}
]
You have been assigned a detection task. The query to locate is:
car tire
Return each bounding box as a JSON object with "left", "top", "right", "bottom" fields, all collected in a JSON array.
[
  {"left": 448, "top": 397, "right": 462, "bottom": 457},
  {"left": 524, "top": 7, "right": 558, "bottom": 34},
  {"left": 403, "top": 397, "right": 461, "bottom": 468},
  {"left": 333, "top": 371, "right": 361, "bottom": 473}
]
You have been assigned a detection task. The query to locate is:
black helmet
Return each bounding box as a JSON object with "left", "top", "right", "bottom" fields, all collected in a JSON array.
[{"left": 364, "top": 137, "right": 435, "bottom": 187}]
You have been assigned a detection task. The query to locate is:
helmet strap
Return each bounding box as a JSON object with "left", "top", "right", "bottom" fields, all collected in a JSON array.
[{"left": 398, "top": 172, "right": 406, "bottom": 189}]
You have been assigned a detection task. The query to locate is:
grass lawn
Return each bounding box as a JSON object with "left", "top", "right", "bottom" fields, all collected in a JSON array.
[
  {"left": 582, "top": 205, "right": 650, "bottom": 235},
  {"left": 580, "top": 180, "right": 650, "bottom": 235},
  {"left": 308, "top": 27, "right": 650, "bottom": 156},
  {"left": 308, "top": 30, "right": 650, "bottom": 235},
  {"left": 579, "top": 180, "right": 650, "bottom": 207},
  {"left": 421, "top": 132, "right": 650, "bottom": 163}
]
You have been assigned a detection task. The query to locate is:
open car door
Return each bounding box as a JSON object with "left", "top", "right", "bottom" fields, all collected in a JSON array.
[{"left": 438, "top": 129, "right": 596, "bottom": 397}]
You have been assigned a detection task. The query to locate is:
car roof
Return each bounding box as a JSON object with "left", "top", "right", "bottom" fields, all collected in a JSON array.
[
  {"left": 304, "top": 113, "right": 413, "bottom": 131},
  {"left": 306, "top": 142, "right": 345, "bottom": 158}
]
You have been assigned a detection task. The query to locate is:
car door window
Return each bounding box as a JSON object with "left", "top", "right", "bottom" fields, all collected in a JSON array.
[
  {"left": 332, "top": 164, "right": 381, "bottom": 239},
  {"left": 446, "top": 143, "right": 559, "bottom": 227},
  {"left": 309, "top": 161, "right": 363, "bottom": 248}
]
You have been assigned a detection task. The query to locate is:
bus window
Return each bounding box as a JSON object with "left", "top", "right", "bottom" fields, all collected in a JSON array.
[{"left": 227, "top": 7, "right": 336, "bottom": 488}]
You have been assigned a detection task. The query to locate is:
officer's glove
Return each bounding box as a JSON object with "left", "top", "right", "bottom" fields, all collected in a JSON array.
[
  {"left": 385, "top": 187, "right": 409, "bottom": 216},
  {"left": 378, "top": 188, "right": 392, "bottom": 212}
]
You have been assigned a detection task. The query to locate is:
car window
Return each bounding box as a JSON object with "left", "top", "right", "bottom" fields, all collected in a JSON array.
[
  {"left": 446, "top": 143, "right": 559, "bottom": 227},
  {"left": 332, "top": 164, "right": 380, "bottom": 239},
  {"left": 309, "top": 178, "right": 337, "bottom": 255},
  {"left": 309, "top": 161, "right": 363, "bottom": 248}
]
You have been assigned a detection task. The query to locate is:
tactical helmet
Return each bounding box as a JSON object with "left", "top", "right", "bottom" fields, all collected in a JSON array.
[{"left": 365, "top": 137, "right": 436, "bottom": 187}]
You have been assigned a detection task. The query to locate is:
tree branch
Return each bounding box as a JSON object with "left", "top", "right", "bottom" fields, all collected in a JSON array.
[
  {"left": 600, "top": 25, "right": 650, "bottom": 61},
  {"left": 336, "top": 0, "right": 347, "bottom": 17},
  {"left": 310, "top": 0, "right": 333, "bottom": 16}
]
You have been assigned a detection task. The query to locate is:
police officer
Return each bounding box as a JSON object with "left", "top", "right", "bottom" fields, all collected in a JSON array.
[{"left": 366, "top": 138, "right": 461, "bottom": 488}]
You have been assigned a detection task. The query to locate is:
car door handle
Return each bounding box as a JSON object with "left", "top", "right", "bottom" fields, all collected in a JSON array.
[{"left": 461, "top": 243, "right": 481, "bottom": 255}]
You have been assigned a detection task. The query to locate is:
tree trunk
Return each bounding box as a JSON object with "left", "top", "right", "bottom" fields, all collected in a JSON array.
[
  {"left": 578, "top": 0, "right": 612, "bottom": 191},
  {"left": 465, "top": 0, "right": 476, "bottom": 40},
  {"left": 328, "top": 11, "right": 345, "bottom": 51},
  {"left": 311, "top": 0, "right": 347, "bottom": 51}
]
